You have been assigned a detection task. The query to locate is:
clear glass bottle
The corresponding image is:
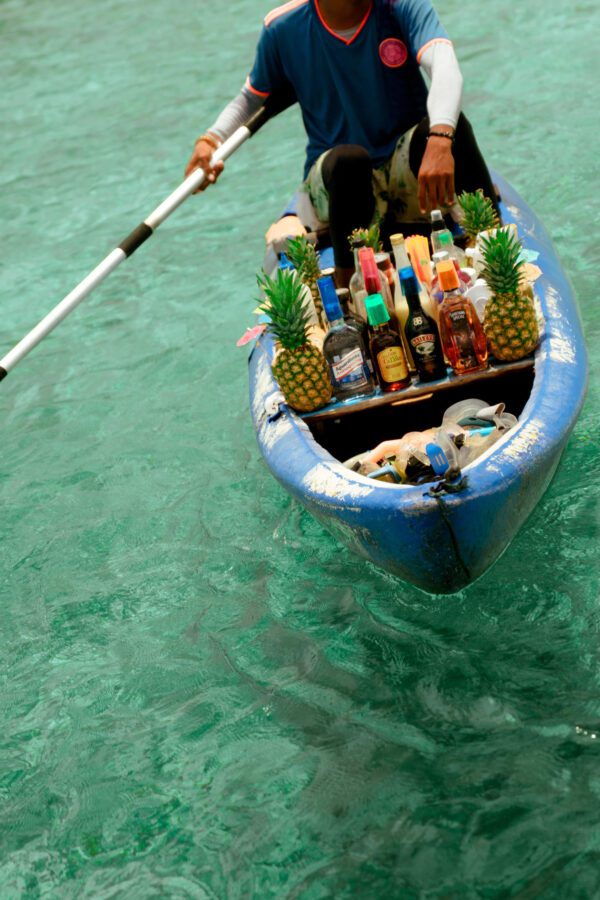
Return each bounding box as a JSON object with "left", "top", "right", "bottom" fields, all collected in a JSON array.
[
  {"left": 365, "top": 293, "right": 411, "bottom": 392},
  {"left": 318, "top": 276, "right": 374, "bottom": 401},
  {"left": 348, "top": 237, "right": 368, "bottom": 321},
  {"left": 399, "top": 267, "right": 447, "bottom": 383},
  {"left": 437, "top": 261, "right": 488, "bottom": 375},
  {"left": 351, "top": 246, "right": 394, "bottom": 324},
  {"left": 390, "top": 233, "right": 412, "bottom": 271},
  {"left": 430, "top": 209, "right": 466, "bottom": 264},
  {"left": 337, "top": 286, "right": 374, "bottom": 375}
]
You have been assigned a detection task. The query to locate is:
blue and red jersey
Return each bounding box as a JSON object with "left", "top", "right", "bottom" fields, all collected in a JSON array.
[{"left": 247, "top": 0, "right": 450, "bottom": 178}]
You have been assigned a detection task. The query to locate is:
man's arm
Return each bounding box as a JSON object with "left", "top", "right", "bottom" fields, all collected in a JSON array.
[
  {"left": 185, "top": 21, "right": 289, "bottom": 193},
  {"left": 417, "top": 40, "right": 464, "bottom": 212},
  {"left": 184, "top": 88, "right": 264, "bottom": 192}
]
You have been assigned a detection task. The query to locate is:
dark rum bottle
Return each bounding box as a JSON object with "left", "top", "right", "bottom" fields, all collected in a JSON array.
[
  {"left": 399, "top": 267, "right": 447, "bottom": 383},
  {"left": 437, "top": 261, "right": 488, "bottom": 375},
  {"left": 365, "top": 294, "right": 411, "bottom": 392}
]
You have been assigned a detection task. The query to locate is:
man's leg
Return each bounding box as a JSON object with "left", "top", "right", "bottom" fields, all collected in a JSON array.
[
  {"left": 320, "top": 145, "right": 376, "bottom": 282},
  {"left": 408, "top": 113, "right": 500, "bottom": 215}
]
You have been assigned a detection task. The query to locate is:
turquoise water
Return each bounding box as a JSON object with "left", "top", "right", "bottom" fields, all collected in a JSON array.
[{"left": 1, "top": 0, "right": 599, "bottom": 895}]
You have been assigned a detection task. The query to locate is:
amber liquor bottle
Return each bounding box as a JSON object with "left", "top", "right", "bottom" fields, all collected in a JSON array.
[
  {"left": 437, "top": 261, "right": 488, "bottom": 375},
  {"left": 365, "top": 294, "right": 410, "bottom": 392}
]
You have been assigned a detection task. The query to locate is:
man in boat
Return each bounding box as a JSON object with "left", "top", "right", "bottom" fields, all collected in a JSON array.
[{"left": 185, "top": 0, "right": 499, "bottom": 284}]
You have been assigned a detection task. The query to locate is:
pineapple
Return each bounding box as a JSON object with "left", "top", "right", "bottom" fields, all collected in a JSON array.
[
  {"left": 458, "top": 190, "right": 499, "bottom": 246},
  {"left": 348, "top": 224, "right": 383, "bottom": 252},
  {"left": 286, "top": 235, "right": 325, "bottom": 328},
  {"left": 258, "top": 269, "right": 333, "bottom": 412},
  {"left": 480, "top": 230, "right": 539, "bottom": 361}
]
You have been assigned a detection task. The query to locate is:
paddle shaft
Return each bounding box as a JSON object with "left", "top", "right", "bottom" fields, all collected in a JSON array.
[{"left": 0, "top": 104, "right": 274, "bottom": 382}]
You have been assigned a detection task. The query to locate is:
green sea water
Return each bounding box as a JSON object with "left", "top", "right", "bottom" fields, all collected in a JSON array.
[{"left": 1, "top": 0, "right": 599, "bottom": 896}]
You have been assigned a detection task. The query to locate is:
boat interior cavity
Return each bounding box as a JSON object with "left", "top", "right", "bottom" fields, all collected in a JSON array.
[{"left": 306, "top": 363, "right": 535, "bottom": 463}]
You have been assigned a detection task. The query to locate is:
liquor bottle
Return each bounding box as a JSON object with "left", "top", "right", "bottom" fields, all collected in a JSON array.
[
  {"left": 335, "top": 287, "right": 353, "bottom": 321},
  {"left": 389, "top": 235, "right": 419, "bottom": 371},
  {"left": 337, "top": 286, "right": 374, "bottom": 375},
  {"left": 399, "top": 267, "right": 447, "bottom": 383},
  {"left": 430, "top": 210, "right": 466, "bottom": 264},
  {"left": 437, "top": 261, "right": 488, "bottom": 375},
  {"left": 318, "top": 276, "right": 375, "bottom": 401},
  {"left": 375, "top": 251, "right": 396, "bottom": 299},
  {"left": 375, "top": 250, "right": 409, "bottom": 345},
  {"left": 365, "top": 293, "right": 411, "bottom": 392},
  {"left": 348, "top": 237, "right": 368, "bottom": 322},
  {"left": 358, "top": 247, "right": 394, "bottom": 308},
  {"left": 390, "top": 233, "right": 412, "bottom": 271}
]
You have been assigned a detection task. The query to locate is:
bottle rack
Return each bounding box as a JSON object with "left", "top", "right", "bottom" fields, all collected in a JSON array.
[{"left": 300, "top": 357, "right": 535, "bottom": 423}]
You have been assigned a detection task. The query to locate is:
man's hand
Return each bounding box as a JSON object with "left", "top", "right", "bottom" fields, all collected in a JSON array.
[
  {"left": 265, "top": 215, "right": 307, "bottom": 247},
  {"left": 185, "top": 137, "right": 225, "bottom": 193},
  {"left": 418, "top": 132, "right": 455, "bottom": 214}
]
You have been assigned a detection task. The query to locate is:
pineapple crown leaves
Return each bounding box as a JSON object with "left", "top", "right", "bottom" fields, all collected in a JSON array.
[
  {"left": 256, "top": 268, "right": 313, "bottom": 351},
  {"left": 479, "top": 228, "right": 523, "bottom": 297},
  {"left": 348, "top": 224, "right": 382, "bottom": 252},
  {"left": 285, "top": 236, "right": 321, "bottom": 285},
  {"left": 458, "top": 190, "right": 500, "bottom": 240}
]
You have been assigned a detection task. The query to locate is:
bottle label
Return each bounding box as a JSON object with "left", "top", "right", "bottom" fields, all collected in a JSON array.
[
  {"left": 411, "top": 333, "right": 437, "bottom": 359},
  {"left": 448, "top": 309, "right": 478, "bottom": 368},
  {"left": 331, "top": 348, "right": 369, "bottom": 387},
  {"left": 377, "top": 346, "right": 408, "bottom": 383}
]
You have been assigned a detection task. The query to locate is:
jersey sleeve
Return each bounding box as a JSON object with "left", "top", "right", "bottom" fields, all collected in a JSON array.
[
  {"left": 392, "top": 0, "right": 451, "bottom": 63},
  {"left": 246, "top": 25, "right": 286, "bottom": 98}
]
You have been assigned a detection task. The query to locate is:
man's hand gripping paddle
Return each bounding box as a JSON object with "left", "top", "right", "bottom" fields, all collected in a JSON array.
[{"left": 0, "top": 91, "right": 294, "bottom": 383}]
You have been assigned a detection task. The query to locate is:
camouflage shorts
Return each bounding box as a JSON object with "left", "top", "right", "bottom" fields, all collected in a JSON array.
[{"left": 304, "top": 125, "right": 433, "bottom": 229}]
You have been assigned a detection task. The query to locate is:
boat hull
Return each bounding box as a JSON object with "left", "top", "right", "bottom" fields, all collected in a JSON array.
[{"left": 249, "top": 174, "right": 587, "bottom": 593}]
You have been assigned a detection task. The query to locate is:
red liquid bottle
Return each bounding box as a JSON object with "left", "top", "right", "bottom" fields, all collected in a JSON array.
[{"left": 437, "top": 261, "right": 488, "bottom": 375}]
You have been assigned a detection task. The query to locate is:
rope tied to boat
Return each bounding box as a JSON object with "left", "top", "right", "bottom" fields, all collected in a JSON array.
[
  {"left": 427, "top": 472, "right": 472, "bottom": 582},
  {"left": 428, "top": 468, "right": 468, "bottom": 496}
]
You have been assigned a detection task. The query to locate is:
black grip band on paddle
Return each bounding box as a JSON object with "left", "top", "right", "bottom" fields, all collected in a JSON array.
[
  {"left": 118, "top": 223, "right": 154, "bottom": 257},
  {"left": 0, "top": 367, "right": 7, "bottom": 382}
]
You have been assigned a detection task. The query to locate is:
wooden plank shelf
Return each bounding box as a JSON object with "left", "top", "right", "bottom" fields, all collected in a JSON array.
[{"left": 300, "top": 357, "right": 535, "bottom": 423}]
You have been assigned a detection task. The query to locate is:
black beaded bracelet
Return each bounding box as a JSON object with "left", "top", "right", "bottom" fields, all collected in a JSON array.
[{"left": 428, "top": 131, "right": 455, "bottom": 142}]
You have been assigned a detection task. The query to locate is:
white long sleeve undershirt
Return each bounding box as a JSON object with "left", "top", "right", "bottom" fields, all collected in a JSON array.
[
  {"left": 208, "top": 39, "right": 463, "bottom": 143},
  {"left": 419, "top": 40, "right": 463, "bottom": 129}
]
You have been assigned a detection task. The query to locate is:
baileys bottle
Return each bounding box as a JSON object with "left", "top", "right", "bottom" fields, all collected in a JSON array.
[{"left": 399, "top": 267, "right": 447, "bottom": 383}]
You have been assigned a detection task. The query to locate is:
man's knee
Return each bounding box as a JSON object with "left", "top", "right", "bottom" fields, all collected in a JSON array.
[{"left": 323, "top": 144, "right": 372, "bottom": 188}]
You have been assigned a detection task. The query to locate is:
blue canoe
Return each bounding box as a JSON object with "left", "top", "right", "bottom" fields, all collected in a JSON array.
[{"left": 248, "top": 173, "right": 588, "bottom": 593}]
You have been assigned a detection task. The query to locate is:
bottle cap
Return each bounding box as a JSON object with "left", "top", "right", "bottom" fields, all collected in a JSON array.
[
  {"left": 399, "top": 267, "right": 420, "bottom": 297},
  {"left": 278, "top": 252, "right": 295, "bottom": 271},
  {"left": 358, "top": 247, "right": 381, "bottom": 295},
  {"left": 390, "top": 233, "right": 405, "bottom": 245},
  {"left": 365, "top": 293, "right": 390, "bottom": 327},
  {"left": 317, "top": 275, "right": 343, "bottom": 322},
  {"left": 436, "top": 260, "right": 461, "bottom": 292},
  {"left": 431, "top": 209, "right": 444, "bottom": 230}
]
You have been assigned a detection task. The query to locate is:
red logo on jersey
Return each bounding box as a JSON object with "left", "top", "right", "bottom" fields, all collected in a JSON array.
[{"left": 379, "top": 38, "right": 408, "bottom": 68}]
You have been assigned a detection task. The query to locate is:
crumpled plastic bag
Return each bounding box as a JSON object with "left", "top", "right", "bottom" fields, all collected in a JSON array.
[{"left": 345, "top": 398, "right": 517, "bottom": 484}]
